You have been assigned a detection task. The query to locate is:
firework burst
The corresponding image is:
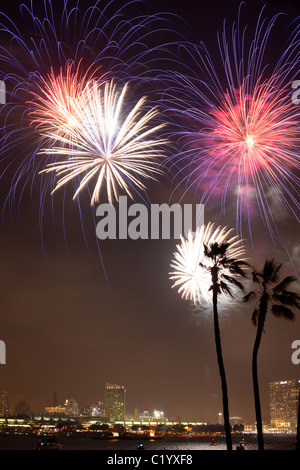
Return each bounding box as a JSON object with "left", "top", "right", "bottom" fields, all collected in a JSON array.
[
  {"left": 29, "top": 60, "right": 106, "bottom": 141},
  {"left": 162, "top": 4, "right": 300, "bottom": 242},
  {"left": 0, "top": 0, "right": 180, "bottom": 216},
  {"left": 169, "top": 222, "right": 246, "bottom": 305},
  {"left": 36, "top": 79, "right": 166, "bottom": 205}
]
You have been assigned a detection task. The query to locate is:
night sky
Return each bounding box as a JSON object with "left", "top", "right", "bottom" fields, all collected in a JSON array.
[{"left": 0, "top": 0, "right": 300, "bottom": 425}]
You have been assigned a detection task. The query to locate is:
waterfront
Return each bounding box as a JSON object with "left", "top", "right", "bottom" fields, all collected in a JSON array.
[{"left": 0, "top": 433, "right": 296, "bottom": 450}]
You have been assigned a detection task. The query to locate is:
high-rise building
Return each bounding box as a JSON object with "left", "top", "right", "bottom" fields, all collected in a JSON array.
[
  {"left": 90, "top": 401, "right": 105, "bottom": 417},
  {"left": 134, "top": 407, "right": 140, "bottom": 420},
  {"left": 269, "top": 379, "right": 300, "bottom": 431},
  {"left": 153, "top": 410, "right": 164, "bottom": 419},
  {"left": 15, "top": 400, "right": 30, "bottom": 415},
  {"left": 105, "top": 382, "right": 126, "bottom": 421},
  {"left": 0, "top": 391, "right": 10, "bottom": 416},
  {"left": 64, "top": 398, "right": 79, "bottom": 416}
]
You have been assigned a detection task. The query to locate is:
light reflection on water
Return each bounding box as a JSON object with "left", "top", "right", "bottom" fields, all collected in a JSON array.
[{"left": 0, "top": 434, "right": 296, "bottom": 450}]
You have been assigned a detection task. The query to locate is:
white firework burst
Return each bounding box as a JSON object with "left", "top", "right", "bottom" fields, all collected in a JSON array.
[
  {"left": 169, "top": 222, "right": 246, "bottom": 305},
  {"left": 38, "top": 79, "right": 166, "bottom": 205}
]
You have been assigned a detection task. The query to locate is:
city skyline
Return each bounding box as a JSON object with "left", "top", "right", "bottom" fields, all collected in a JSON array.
[
  {"left": 1, "top": 376, "right": 300, "bottom": 427},
  {"left": 0, "top": 0, "right": 300, "bottom": 433}
]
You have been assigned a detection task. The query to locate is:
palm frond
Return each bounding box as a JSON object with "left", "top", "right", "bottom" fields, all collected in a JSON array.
[
  {"left": 282, "top": 290, "right": 300, "bottom": 302},
  {"left": 205, "top": 242, "right": 230, "bottom": 260},
  {"left": 222, "top": 274, "right": 245, "bottom": 292},
  {"left": 220, "top": 281, "right": 234, "bottom": 297},
  {"left": 252, "top": 271, "right": 264, "bottom": 283},
  {"left": 251, "top": 309, "right": 259, "bottom": 326},
  {"left": 262, "top": 259, "right": 282, "bottom": 284},
  {"left": 271, "top": 304, "right": 296, "bottom": 321},
  {"left": 227, "top": 260, "right": 249, "bottom": 278},
  {"left": 270, "top": 263, "right": 283, "bottom": 284},
  {"left": 273, "top": 276, "right": 298, "bottom": 293},
  {"left": 203, "top": 243, "right": 209, "bottom": 258},
  {"left": 272, "top": 292, "right": 300, "bottom": 309},
  {"left": 243, "top": 291, "right": 258, "bottom": 303}
]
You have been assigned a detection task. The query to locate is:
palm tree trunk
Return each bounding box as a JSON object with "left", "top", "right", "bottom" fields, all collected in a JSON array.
[
  {"left": 211, "top": 267, "right": 232, "bottom": 451},
  {"left": 252, "top": 296, "right": 267, "bottom": 451}
]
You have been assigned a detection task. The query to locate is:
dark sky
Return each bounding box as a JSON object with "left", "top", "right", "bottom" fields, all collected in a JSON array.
[{"left": 0, "top": 0, "right": 300, "bottom": 425}]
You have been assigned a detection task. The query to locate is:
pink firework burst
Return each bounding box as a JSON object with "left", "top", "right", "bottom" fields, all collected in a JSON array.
[
  {"left": 162, "top": 4, "right": 300, "bottom": 242},
  {"left": 28, "top": 60, "right": 107, "bottom": 140},
  {"left": 201, "top": 77, "right": 300, "bottom": 221}
]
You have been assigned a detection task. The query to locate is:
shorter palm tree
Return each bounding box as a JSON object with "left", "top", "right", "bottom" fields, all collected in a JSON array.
[{"left": 243, "top": 258, "right": 300, "bottom": 451}]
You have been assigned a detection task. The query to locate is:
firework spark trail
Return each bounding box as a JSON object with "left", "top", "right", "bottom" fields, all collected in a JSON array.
[
  {"left": 0, "top": 0, "right": 184, "bottom": 291},
  {"left": 169, "top": 222, "right": 246, "bottom": 306},
  {"left": 28, "top": 60, "right": 107, "bottom": 140},
  {"left": 0, "top": 0, "right": 182, "bottom": 216},
  {"left": 161, "top": 4, "right": 300, "bottom": 243},
  {"left": 36, "top": 79, "right": 167, "bottom": 205},
  {"left": 0, "top": 0, "right": 185, "bottom": 282}
]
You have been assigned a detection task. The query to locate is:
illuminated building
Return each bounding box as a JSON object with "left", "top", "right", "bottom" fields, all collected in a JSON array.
[
  {"left": 153, "top": 410, "right": 164, "bottom": 419},
  {"left": 269, "top": 379, "right": 300, "bottom": 431},
  {"left": 90, "top": 401, "right": 105, "bottom": 417},
  {"left": 230, "top": 416, "right": 242, "bottom": 425},
  {"left": 105, "top": 382, "right": 126, "bottom": 421},
  {"left": 138, "top": 409, "right": 165, "bottom": 420},
  {"left": 0, "top": 391, "right": 10, "bottom": 416},
  {"left": 44, "top": 406, "right": 66, "bottom": 414},
  {"left": 64, "top": 398, "right": 79, "bottom": 416},
  {"left": 134, "top": 407, "right": 140, "bottom": 420}
]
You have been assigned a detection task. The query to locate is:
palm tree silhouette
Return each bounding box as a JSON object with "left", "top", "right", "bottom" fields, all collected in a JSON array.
[
  {"left": 243, "top": 258, "right": 300, "bottom": 451},
  {"left": 203, "top": 241, "right": 249, "bottom": 451}
]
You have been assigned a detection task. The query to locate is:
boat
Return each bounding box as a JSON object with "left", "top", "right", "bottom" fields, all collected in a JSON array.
[
  {"left": 210, "top": 438, "right": 218, "bottom": 446},
  {"left": 236, "top": 438, "right": 246, "bottom": 451},
  {"left": 92, "top": 432, "right": 114, "bottom": 440},
  {"left": 35, "top": 432, "right": 63, "bottom": 450}
]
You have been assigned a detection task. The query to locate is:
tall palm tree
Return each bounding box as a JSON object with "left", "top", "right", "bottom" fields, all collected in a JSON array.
[
  {"left": 243, "top": 258, "right": 300, "bottom": 451},
  {"left": 203, "top": 241, "right": 249, "bottom": 451}
]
